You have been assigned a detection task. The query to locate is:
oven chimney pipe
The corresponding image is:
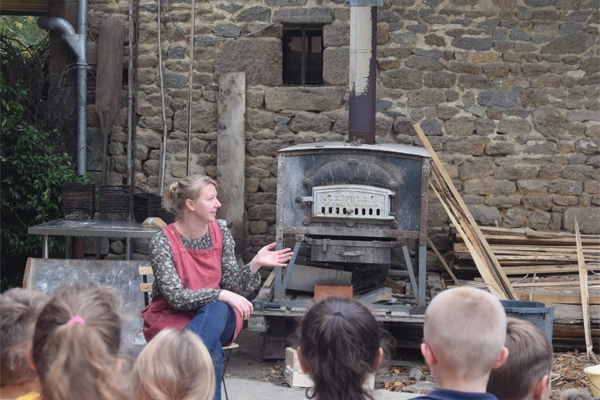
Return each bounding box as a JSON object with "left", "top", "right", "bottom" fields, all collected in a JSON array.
[{"left": 348, "top": 4, "right": 378, "bottom": 145}]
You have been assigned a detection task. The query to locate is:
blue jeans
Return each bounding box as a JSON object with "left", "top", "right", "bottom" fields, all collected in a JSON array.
[{"left": 185, "top": 301, "right": 236, "bottom": 400}]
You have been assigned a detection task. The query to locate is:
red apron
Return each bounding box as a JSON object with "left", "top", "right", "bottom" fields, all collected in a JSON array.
[{"left": 141, "top": 222, "right": 243, "bottom": 342}]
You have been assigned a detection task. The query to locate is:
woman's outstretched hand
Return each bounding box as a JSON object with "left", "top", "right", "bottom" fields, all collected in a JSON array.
[{"left": 249, "top": 242, "right": 293, "bottom": 273}]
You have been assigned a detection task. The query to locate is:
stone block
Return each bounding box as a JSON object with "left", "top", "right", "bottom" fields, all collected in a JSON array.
[
  {"left": 494, "top": 166, "right": 538, "bottom": 180},
  {"left": 527, "top": 210, "right": 551, "bottom": 230},
  {"left": 423, "top": 71, "right": 457, "bottom": 88},
  {"left": 407, "top": 90, "right": 446, "bottom": 107},
  {"left": 575, "top": 138, "right": 600, "bottom": 155},
  {"left": 272, "top": 7, "right": 333, "bottom": 24},
  {"left": 584, "top": 180, "right": 600, "bottom": 194},
  {"left": 477, "top": 88, "right": 520, "bottom": 107},
  {"left": 323, "top": 23, "right": 350, "bottom": 47},
  {"left": 259, "top": 177, "right": 278, "bottom": 192},
  {"left": 503, "top": 208, "right": 527, "bottom": 228},
  {"left": 458, "top": 157, "right": 494, "bottom": 179},
  {"left": 467, "top": 205, "right": 501, "bottom": 226},
  {"left": 553, "top": 195, "right": 579, "bottom": 206},
  {"left": 444, "top": 137, "right": 489, "bottom": 156},
  {"left": 563, "top": 165, "right": 600, "bottom": 181},
  {"left": 517, "top": 180, "right": 548, "bottom": 194},
  {"left": 451, "top": 37, "right": 493, "bottom": 51},
  {"left": 445, "top": 118, "right": 475, "bottom": 137},
  {"left": 541, "top": 33, "right": 596, "bottom": 54},
  {"left": 485, "top": 196, "right": 521, "bottom": 208},
  {"left": 214, "top": 39, "right": 282, "bottom": 86},
  {"left": 265, "top": 87, "right": 345, "bottom": 112},
  {"left": 247, "top": 204, "right": 277, "bottom": 222},
  {"left": 497, "top": 119, "right": 531, "bottom": 135},
  {"left": 246, "top": 109, "right": 276, "bottom": 132},
  {"left": 405, "top": 55, "right": 445, "bottom": 71},
  {"left": 291, "top": 112, "right": 332, "bottom": 133},
  {"left": 323, "top": 47, "right": 349, "bottom": 86},
  {"left": 427, "top": 202, "right": 449, "bottom": 227},
  {"left": 485, "top": 142, "right": 517, "bottom": 156},
  {"left": 265, "top": 0, "right": 307, "bottom": 5},
  {"left": 236, "top": 6, "right": 271, "bottom": 22},
  {"left": 548, "top": 179, "right": 583, "bottom": 195},
  {"left": 522, "top": 195, "right": 553, "bottom": 211},
  {"left": 381, "top": 68, "right": 423, "bottom": 90},
  {"left": 463, "top": 177, "right": 516, "bottom": 196},
  {"left": 173, "top": 100, "right": 217, "bottom": 133},
  {"left": 563, "top": 207, "right": 600, "bottom": 233},
  {"left": 212, "top": 23, "right": 241, "bottom": 38},
  {"left": 247, "top": 140, "right": 285, "bottom": 158},
  {"left": 531, "top": 106, "right": 567, "bottom": 138}
]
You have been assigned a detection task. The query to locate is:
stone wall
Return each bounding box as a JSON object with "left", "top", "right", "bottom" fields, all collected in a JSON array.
[{"left": 84, "top": 0, "right": 600, "bottom": 258}]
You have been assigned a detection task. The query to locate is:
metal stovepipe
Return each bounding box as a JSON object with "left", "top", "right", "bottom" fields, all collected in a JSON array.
[{"left": 348, "top": 5, "right": 377, "bottom": 145}]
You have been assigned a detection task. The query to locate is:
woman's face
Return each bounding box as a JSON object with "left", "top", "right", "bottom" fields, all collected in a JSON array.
[{"left": 187, "top": 184, "right": 221, "bottom": 224}]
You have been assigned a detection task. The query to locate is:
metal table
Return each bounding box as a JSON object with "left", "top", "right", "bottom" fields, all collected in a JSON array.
[{"left": 28, "top": 219, "right": 159, "bottom": 259}]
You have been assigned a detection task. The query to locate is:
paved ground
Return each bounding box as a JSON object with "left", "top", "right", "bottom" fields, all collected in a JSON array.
[
  {"left": 223, "top": 377, "right": 419, "bottom": 400},
  {"left": 224, "top": 329, "right": 423, "bottom": 399}
]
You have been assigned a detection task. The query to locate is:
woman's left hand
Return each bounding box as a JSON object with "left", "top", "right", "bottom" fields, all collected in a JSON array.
[{"left": 250, "top": 242, "right": 293, "bottom": 273}]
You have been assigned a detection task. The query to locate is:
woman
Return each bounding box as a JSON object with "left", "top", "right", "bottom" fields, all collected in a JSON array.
[{"left": 141, "top": 174, "right": 292, "bottom": 400}]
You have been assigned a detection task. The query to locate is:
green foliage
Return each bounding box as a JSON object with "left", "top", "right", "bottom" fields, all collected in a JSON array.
[
  {"left": 0, "top": 16, "right": 47, "bottom": 49},
  {"left": 0, "top": 78, "right": 90, "bottom": 289}
]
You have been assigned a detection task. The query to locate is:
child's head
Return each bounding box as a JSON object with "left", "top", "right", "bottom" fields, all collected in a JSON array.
[
  {"left": 0, "top": 288, "right": 49, "bottom": 393},
  {"left": 132, "top": 328, "right": 216, "bottom": 400},
  {"left": 421, "top": 287, "right": 508, "bottom": 384},
  {"left": 298, "top": 297, "right": 386, "bottom": 400},
  {"left": 487, "top": 318, "right": 553, "bottom": 400},
  {"left": 32, "top": 280, "right": 128, "bottom": 400}
]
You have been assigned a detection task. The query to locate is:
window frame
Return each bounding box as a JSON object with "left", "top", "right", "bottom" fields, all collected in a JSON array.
[{"left": 282, "top": 24, "right": 324, "bottom": 86}]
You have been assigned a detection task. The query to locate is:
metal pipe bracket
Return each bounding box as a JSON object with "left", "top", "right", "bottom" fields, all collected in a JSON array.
[{"left": 345, "top": 0, "right": 383, "bottom": 6}]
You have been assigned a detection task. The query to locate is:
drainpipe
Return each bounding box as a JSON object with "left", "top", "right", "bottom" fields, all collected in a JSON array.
[
  {"left": 38, "top": 5, "right": 87, "bottom": 176},
  {"left": 347, "top": 0, "right": 381, "bottom": 145}
]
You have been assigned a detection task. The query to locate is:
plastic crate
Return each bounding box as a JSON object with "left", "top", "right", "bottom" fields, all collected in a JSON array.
[{"left": 500, "top": 300, "right": 554, "bottom": 343}]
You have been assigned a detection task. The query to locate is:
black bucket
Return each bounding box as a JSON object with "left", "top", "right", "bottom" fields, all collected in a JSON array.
[{"left": 500, "top": 300, "right": 554, "bottom": 343}]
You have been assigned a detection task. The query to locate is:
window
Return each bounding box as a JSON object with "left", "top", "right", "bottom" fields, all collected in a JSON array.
[{"left": 282, "top": 26, "right": 323, "bottom": 86}]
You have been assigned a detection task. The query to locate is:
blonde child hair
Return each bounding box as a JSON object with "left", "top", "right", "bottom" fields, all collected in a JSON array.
[
  {"left": 487, "top": 318, "right": 553, "bottom": 400},
  {"left": 162, "top": 175, "right": 217, "bottom": 220},
  {"left": 31, "top": 280, "right": 129, "bottom": 400},
  {"left": 132, "top": 328, "right": 216, "bottom": 400},
  {"left": 0, "top": 288, "right": 49, "bottom": 398},
  {"left": 421, "top": 287, "right": 508, "bottom": 387}
]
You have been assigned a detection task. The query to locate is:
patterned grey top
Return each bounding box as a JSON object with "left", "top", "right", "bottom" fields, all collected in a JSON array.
[{"left": 149, "top": 219, "right": 261, "bottom": 311}]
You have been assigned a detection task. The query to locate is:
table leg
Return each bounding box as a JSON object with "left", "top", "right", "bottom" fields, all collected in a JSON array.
[{"left": 42, "top": 235, "right": 49, "bottom": 258}]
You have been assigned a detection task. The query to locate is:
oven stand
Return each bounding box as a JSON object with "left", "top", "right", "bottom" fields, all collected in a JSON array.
[{"left": 274, "top": 240, "right": 427, "bottom": 306}]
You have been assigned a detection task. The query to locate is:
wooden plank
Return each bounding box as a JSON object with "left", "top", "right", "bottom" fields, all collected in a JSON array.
[
  {"left": 554, "top": 304, "right": 600, "bottom": 325},
  {"left": 575, "top": 219, "right": 593, "bottom": 358},
  {"left": 217, "top": 72, "right": 246, "bottom": 255},
  {"left": 255, "top": 270, "right": 276, "bottom": 302},
  {"left": 512, "top": 281, "right": 600, "bottom": 288},
  {"left": 427, "top": 236, "right": 459, "bottom": 285},
  {"left": 503, "top": 265, "right": 600, "bottom": 275},
  {"left": 430, "top": 183, "right": 506, "bottom": 298},
  {"left": 516, "top": 292, "right": 600, "bottom": 305},
  {"left": 421, "top": 132, "right": 516, "bottom": 299}
]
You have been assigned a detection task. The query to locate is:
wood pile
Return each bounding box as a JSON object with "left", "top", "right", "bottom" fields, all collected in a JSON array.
[
  {"left": 413, "top": 123, "right": 599, "bottom": 352},
  {"left": 445, "top": 214, "right": 600, "bottom": 351}
]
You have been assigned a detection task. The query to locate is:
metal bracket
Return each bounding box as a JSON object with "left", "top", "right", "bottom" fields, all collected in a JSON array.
[{"left": 345, "top": 0, "right": 383, "bottom": 6}]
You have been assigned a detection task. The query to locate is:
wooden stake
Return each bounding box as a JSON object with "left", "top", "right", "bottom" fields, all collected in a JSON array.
[{"left": 575, "top": 219, "right": 593, "bottom": 359}]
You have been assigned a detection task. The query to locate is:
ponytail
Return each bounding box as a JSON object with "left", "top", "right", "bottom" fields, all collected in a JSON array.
[{"left": 32, "top": 281, "right": 129, "bottom": 400}]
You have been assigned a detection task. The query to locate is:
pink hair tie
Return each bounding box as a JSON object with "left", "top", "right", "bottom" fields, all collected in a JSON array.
[{"left": 67, "top": 316, "right": 86, "bottom": 326}]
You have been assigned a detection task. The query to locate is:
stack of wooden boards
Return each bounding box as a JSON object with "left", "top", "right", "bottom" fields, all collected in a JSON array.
[
  {"left": 448, "top": 225, "right": 599, "bottom": 350},
  {"left": 414, "top": 123, "right": 599, "bottom": 352}
]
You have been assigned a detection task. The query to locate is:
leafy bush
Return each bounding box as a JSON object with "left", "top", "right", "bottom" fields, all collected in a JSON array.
[{"left": 0, "top": 78, "right": 89, "bottom": 290}]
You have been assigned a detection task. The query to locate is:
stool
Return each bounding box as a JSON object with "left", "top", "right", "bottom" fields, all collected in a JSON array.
[{"left": 222, "top": 343, "right": 239, "bottom": 400}]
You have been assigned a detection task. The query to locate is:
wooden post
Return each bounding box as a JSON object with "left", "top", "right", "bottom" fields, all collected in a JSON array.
[{"left": 217, "top": 72, "right": 246, "bottom": 258}]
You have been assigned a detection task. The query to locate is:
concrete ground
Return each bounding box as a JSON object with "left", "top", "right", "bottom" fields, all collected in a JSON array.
[
  {"left": 224, "top": 329, "right": 423, "bottom": 400},
  {"left": 223, "top": 377, "right": 419, "bottom": 400}
]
